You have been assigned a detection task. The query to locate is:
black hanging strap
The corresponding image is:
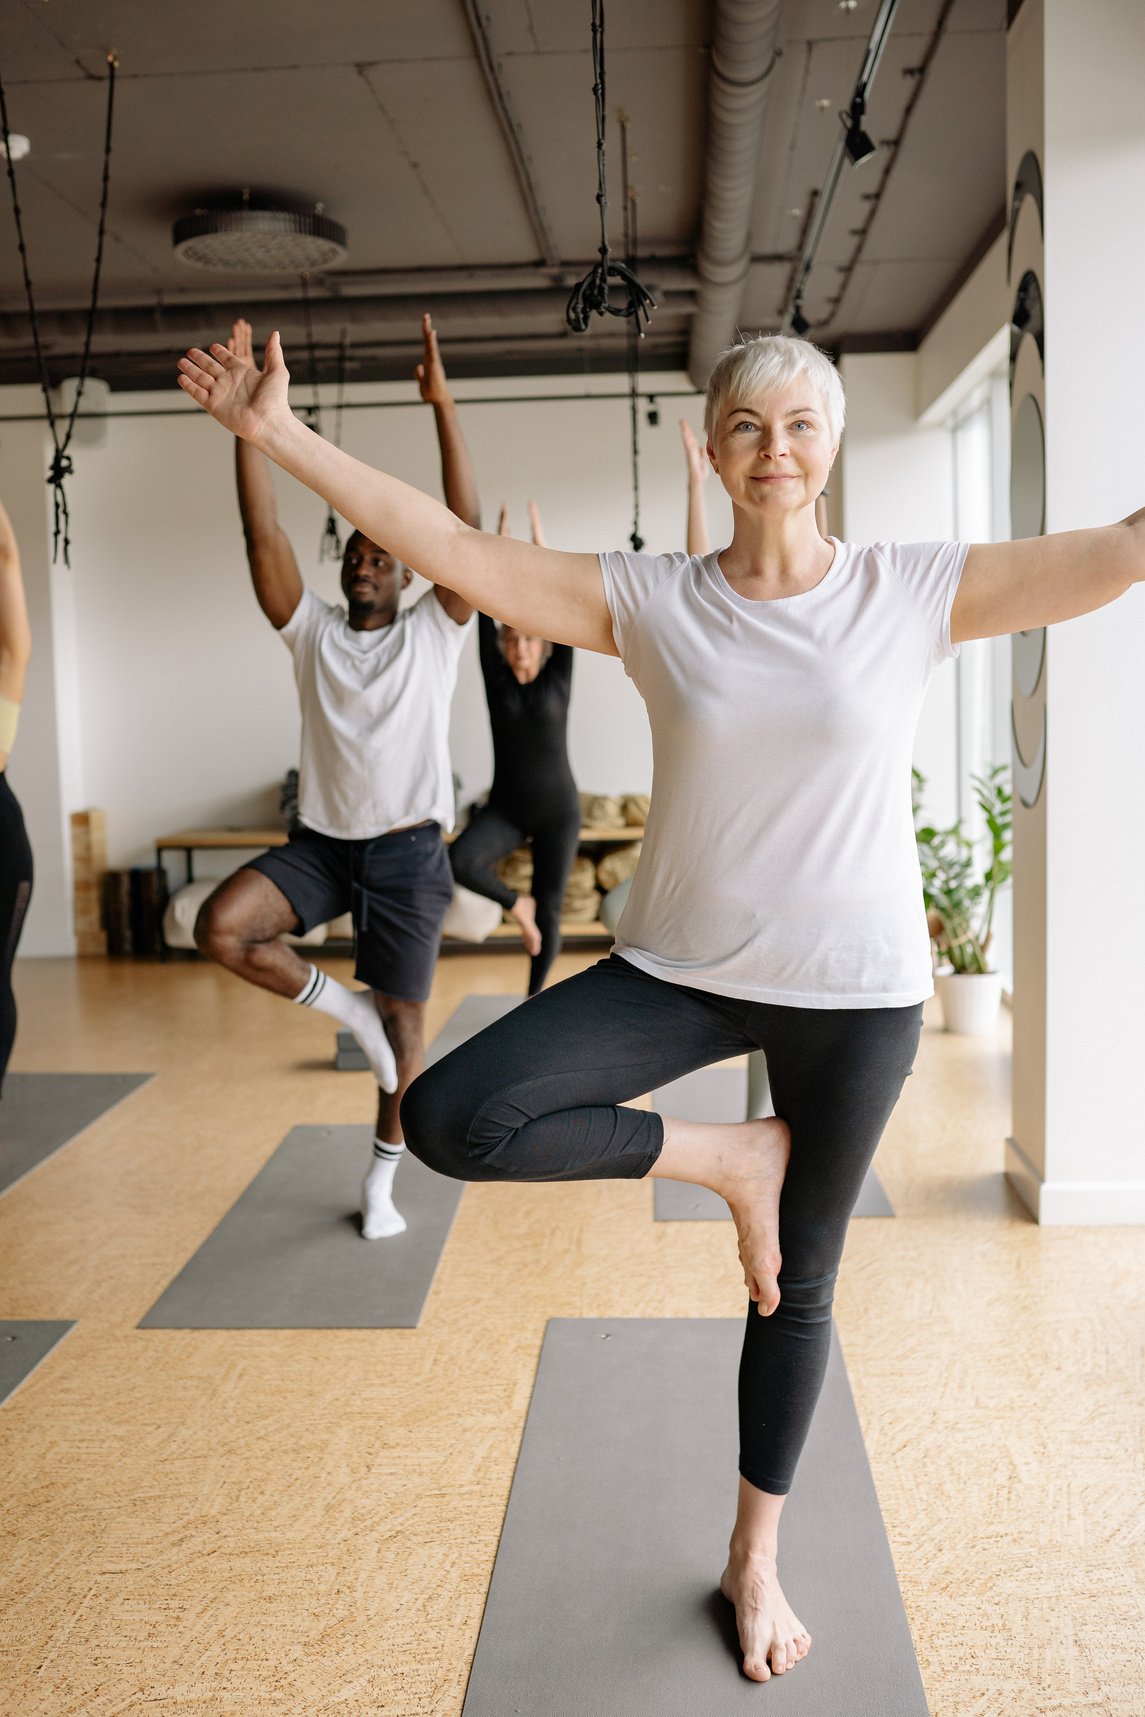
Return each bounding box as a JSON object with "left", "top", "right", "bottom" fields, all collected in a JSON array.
[
  {"left": 298, "top": 276, "right": 347, "bottom": 562},
  {"left": 319, "top": 328, "right": 348, "bottom": 562},
  {"left": 620, "top": 117, "right": 644, "bottom": 551},
  {"left": 565, "top": 0, "right": 655, "bottom": 336},
  {"left": 0, "top": 53, "right": 118, "bottom": 566}
]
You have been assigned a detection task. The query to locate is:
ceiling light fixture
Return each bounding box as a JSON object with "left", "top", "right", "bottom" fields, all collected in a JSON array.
[
  {"left": 0, "top": 132, "right": 29, "bottom": 161},
  {"left": 790, "top": 295, "right": 811, "bottom": 338},
  {"left": 842, "top": 97, "right": 878, "bottom": 166},
  {"left": 173, "top": 198, "right": 348, "bottom": 273}
]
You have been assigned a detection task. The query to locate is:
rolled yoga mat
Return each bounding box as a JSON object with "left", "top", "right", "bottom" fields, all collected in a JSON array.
[
  {"left": 0, "top": 1073, "right": 153, "bottom": 1199},
  {"left": 138, "top": 996, "right": 522, "bottom": 1331},
  {"left": 461, "top": 1319, "right": 930, "bottom": 1716},
  {"left": 0, "top": 1321, "right": 75, "bottom": 1408},
  {"left": 653, "top": 1066, "right": 893, "bottom": 1220}
]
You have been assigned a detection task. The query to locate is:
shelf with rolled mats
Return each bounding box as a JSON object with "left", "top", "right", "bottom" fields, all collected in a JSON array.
[{"left": 440, "top": 824, "right": 644, "bottom": 953}]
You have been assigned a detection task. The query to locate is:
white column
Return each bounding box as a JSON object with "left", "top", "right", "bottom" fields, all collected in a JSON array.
[{"left": 1005, "top": 0, "right": 1145, "bottom": 1223}]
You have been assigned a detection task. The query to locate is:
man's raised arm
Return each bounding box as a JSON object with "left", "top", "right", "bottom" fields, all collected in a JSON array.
[
  {"left": 228, "top": 319, "right": 303, "bottom": 631},
  {"left": 414, "top": 314, "right": 475, "bottom": 625},
  {"left": 178, "top": 333, "right": 617, "bottom": 656}
]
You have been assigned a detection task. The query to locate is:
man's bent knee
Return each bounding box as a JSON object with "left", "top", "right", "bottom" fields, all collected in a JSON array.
[{"left": 193, "top": 894, "right": 233, "bottom": 961}]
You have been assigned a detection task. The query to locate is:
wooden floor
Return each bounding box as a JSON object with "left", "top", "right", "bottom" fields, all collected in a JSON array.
[{"left": 3, "top": 952, "right": 1143, "bottom": 1716}]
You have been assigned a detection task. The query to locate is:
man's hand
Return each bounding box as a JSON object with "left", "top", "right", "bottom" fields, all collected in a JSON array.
[
  {"left": 680, "top": 418, "right": 710, "bottom": 485},
  {"left": 178, "top": 331, "right": 291, "bottom": 445},
  {"left": 227, "top": 317, "right": 258, "bottom": 371},
  {"left": 527, "top": 499, "right": 546, "bottom": 548},
  {"left": 497, "top": 502, "right": 512, "bottom": 537},
  {"left": 415, "top": 312, "right": 451, "bottom": 407}
]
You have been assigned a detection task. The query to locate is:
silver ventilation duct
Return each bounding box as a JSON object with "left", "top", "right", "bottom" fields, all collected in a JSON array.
[{"left": 688, "top": 0, "right": 785, "bottom": 389}]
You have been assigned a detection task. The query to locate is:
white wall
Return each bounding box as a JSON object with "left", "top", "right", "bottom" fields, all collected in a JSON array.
[
  {"left": 1, "top": 371, "right": 732, "bottom": 948},
  {"left": 916, "top": 232, "right": 1008, "bottom": 425},
  {"left": 838, "top": 352, "right": 958, "bottom": 827},
  {"left": 1038, "top": 0, "right": 1145, "bottom": 1197}
]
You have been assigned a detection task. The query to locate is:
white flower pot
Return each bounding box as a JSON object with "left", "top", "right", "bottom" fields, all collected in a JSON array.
[{"left": 934, "top": 970, "right": 1004, "bottom": 1036}]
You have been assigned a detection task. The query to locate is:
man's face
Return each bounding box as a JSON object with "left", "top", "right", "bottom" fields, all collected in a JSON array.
[{"left": 340, "top": 534, "right": 405, "bottom": 621}]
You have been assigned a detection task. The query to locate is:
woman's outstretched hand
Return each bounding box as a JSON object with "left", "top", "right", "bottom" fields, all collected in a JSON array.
[{"left": 177, "top": 330, "right": 290, "bottom": 444}]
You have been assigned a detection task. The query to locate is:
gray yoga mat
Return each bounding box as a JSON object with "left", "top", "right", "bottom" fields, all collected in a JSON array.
[
  {"left": 653, "top": 1066, "right": 893, "bottom": 1221},
  {"left": 0, "top": 1321, "right": 75, "bottom": 1407},
  {"left": 139, "top": 996, "right": 522, "bottom": 1331},
  {"left": 0, "top": 1072, "right": 153, "bottom": 1198},
  {"left": 335, "top": 991, "right": 522, "bottom": 1070},
  {"left": 462, "top": 1319, "right": 929, "bottom": 1716}
]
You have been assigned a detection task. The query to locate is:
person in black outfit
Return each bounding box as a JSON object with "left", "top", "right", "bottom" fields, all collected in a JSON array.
[
  {"left": 0, "top": 496, "right": 33, "bottom": 1095},
  {"left": 449, "top": 499, "right": 581, "bottom": 995}
]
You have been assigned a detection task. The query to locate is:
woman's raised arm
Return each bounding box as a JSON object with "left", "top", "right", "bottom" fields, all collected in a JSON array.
[
  {"left": 177, "top": 334, "right": 618, "bottom": 656},
  {"left": 951, "top": 512, "right": 1145, "bottom": 644},
  {"left": 0, "top": 497, "right": 31, "bottom": 699}
]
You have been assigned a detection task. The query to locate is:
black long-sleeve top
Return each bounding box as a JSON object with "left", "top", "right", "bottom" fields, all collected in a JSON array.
[{"left": 479, "top": 613, "right": 577, "bottom": 817}]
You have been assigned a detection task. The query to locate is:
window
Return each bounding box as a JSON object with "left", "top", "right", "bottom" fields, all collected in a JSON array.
[{"left": 950, "top": 373, "right": 1013, "bottom": 988}]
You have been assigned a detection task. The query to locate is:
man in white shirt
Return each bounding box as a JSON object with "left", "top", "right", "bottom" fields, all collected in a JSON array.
[{"left": 195, "top": 317, "right": 474, "bottom": 1239}]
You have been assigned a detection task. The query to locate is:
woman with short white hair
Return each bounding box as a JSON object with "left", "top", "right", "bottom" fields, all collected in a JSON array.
[{"left": 178, "top": 327, "right": 1145, "bottom": 1684}]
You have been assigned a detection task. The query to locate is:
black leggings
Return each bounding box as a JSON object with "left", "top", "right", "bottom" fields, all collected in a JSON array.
[
  {"left": 402, "top": 953, "right": 922, "bottom": 1495},
  {"left": 0, "top": 773, "right": 34, "bottom": 1096},
  {"left": 449, "top": 797, "right": 582, "bottom": 995}
]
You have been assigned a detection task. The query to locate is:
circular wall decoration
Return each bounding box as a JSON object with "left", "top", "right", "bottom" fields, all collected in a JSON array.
[{"left": 1010, "top": 392, "right": 1046, "bottom": 539}]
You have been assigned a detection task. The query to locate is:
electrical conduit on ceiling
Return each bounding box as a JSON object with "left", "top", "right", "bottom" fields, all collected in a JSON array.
[{"left": 687, "top": 0, "right": 785, "bottom": 389}]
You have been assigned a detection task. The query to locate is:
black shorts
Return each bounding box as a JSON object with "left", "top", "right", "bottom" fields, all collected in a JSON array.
[{"left": 245, "top": 822, "right": 452, "bottom": 1002}]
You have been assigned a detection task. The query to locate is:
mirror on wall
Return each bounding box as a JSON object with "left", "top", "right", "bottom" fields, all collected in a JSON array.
[{"left": 1009, "top": 392, "right": 1046, "bottom": 539}]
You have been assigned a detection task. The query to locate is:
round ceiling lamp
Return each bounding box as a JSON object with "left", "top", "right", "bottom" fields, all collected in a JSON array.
[{"left": 172, "top": 202, "right": 348, "bottom": 272}]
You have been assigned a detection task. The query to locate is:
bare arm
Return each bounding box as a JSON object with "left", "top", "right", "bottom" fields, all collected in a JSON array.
[
  {"left": 414, "top": 313, "right": 475, "bottom": 625},
  {"left": 0, "top": 497, "right": 31, "bottom": 707},
  {"left": 951, "top": 511, "right": 1145, "bottom": 644},
  {"left": 228, "top": 320, "right": 303, "bottom": 630},
  {"left": 178, "top": 334, "right": 617, "bottom": 656},
  {"left": 680, "top": 419, "right": 711, "bottom": 556}
]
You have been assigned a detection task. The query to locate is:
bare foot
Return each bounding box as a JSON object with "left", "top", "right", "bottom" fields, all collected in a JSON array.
[
  {"left": 720, "top": 1552, "right": 811, "bottom": 1682},
  {"left": 509, "top": 894, "right": 542, "bottom": 957},
  {"left": 710, "top": 1116, "right": 791, "bottom": 1315}
]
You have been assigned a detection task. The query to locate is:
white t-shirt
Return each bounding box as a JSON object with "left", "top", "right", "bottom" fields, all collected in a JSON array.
[
  {"left": 279, "top": 587, "right": 472, "bottom": 840},
  {"left": 599, "top": 538, "right": 968, "bottom": 1009}
]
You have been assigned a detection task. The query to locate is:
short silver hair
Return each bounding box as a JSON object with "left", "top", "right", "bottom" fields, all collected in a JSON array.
[{"left": 703, "top": 334, "right": 846, "bottom": 446}]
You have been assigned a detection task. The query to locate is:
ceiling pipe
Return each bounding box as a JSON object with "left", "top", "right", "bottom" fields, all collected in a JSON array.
[
  {"left": 687, "top": 0, "right": 785, "bottom": 389},
  {"left": 0, "top": 283, "right": 698, "bottom": 352}
]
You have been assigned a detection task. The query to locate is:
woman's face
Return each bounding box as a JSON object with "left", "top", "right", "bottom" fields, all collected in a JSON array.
[
  {"left": 707, "top": 378, "right": 836, "bottom": 520},
  {"left": 500, "top": 627, "right": 547, "bottom": 683}
]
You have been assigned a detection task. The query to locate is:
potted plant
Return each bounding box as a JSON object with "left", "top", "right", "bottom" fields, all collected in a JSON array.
[{"left": 913, "top": 764, "right": 1013, "bottom": 1035}]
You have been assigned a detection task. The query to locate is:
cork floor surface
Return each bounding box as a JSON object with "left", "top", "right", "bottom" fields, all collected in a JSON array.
[{"left": 1, "top": 952, "right": 1142, "bottom": 1717}]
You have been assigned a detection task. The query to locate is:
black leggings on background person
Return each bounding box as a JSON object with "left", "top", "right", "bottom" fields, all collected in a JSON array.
[
  {"left": 402, "top": 952, "right": 922, "bottom": 1494},
  {"left": 449, "top": 795, "right": 581, "bottom": 995},
  {"left": 0, "top": 772, "right": 33, "bottom": 1094}
]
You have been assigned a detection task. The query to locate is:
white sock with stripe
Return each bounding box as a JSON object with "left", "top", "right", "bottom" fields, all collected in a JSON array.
[
  {"left": 293, "top": 965, "right": 397, "bottom": 1093},
  {"left": 361, "top": 1138, "right": 407, "bottom": 1240}
]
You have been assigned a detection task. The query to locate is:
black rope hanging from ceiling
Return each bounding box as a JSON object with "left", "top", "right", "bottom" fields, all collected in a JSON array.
[
  {"left": 320, "top": 328, "right": 348, "bottom": 562},
  {"left": 565, "top": 0, "right": 655, "bottom": 337},
  {"left": 0, "top": 53, "right": 118, "bottom": 566},
  {"left": 620, "top": 116, "right": 644, "bottom": 552},
  {"left": 298, "top": 274, "right": 347, "bottom": 562}
]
